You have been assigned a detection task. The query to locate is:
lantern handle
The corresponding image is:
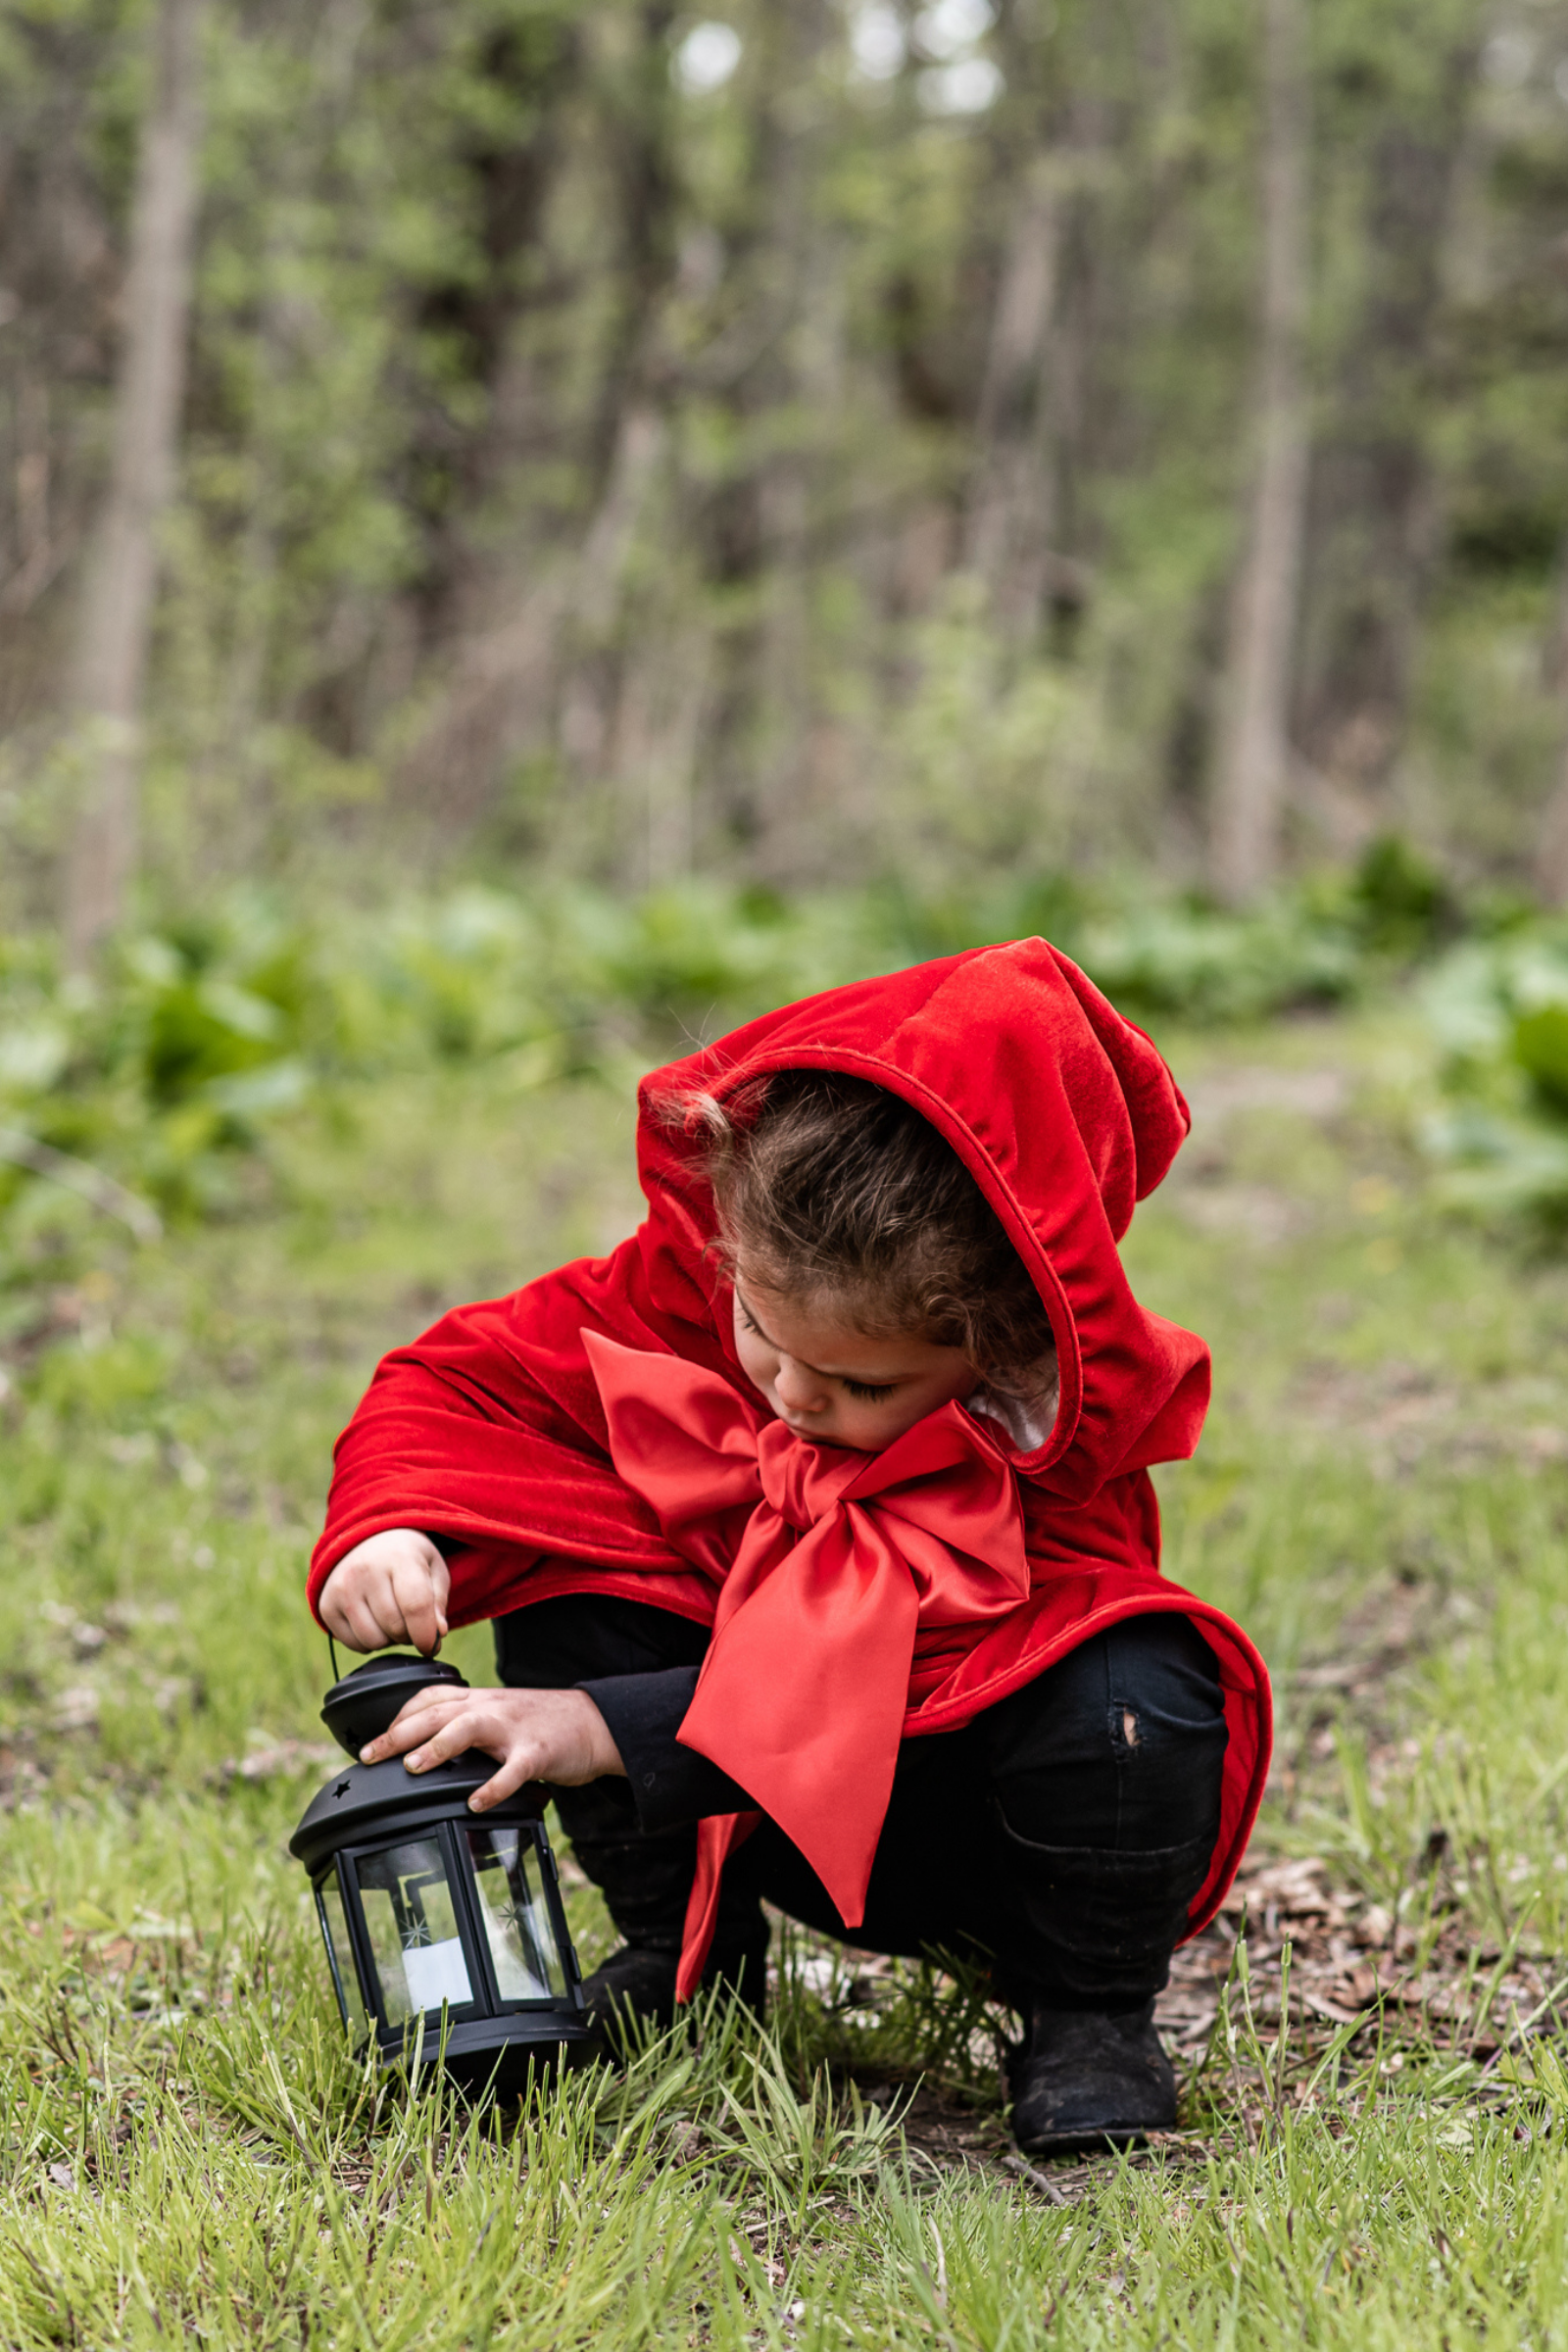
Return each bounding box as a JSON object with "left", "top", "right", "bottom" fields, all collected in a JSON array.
[{"left": 327, "top": 1631, "right": 343, "bottom": 1687}]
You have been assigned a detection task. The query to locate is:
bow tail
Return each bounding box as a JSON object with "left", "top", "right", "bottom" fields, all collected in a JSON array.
[
  {"left": 675, "top": 1811, "right": 762, "bottom": 2003},
  {"left": 676, "top": 1508, "right": 920, "bottom": 1942}
]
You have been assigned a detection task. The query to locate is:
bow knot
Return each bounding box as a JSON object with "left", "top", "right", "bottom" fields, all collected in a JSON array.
[{"left": 755, "top": 1419, "right": 859, "bottom": 1532}]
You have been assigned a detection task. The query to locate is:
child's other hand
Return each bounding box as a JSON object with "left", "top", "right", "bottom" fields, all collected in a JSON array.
[
  {"left": 318, "top": 1528, "right": 451, "bottom": 1656},
  {"left": 359, "top": 1687, "right": 625, "bottom": 1810}
]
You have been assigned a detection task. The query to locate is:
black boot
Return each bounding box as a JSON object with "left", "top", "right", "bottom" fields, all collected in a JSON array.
[
  {"left": 990, "top": 1808, "right": 1210, "bottom": 2153},
  {"left": 1007, "top": 1999, "right": 1176, "bottom": 2154}
]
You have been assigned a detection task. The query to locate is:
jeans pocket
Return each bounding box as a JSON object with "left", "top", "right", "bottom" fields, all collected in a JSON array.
[{"left": 996, "top": 1810, "right": 1219, "bottom": 1902}]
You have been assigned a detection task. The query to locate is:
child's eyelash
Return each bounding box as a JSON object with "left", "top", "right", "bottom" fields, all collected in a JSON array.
[{"left": 740, "top": 1307, "right": 893, "bottom": 1402}]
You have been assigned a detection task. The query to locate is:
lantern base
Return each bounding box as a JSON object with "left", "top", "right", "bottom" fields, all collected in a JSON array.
[{"left": 362, "top": 2009, "right": 594, "bottom": 2097}]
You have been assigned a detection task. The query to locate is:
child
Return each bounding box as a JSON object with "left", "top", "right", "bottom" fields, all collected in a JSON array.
[{"left": 311, "top": 942, "right": 1270, "bottom": 2153}]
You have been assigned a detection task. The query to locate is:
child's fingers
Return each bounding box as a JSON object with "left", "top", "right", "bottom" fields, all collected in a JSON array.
[
  {"left": 360, "top": 1690, "right": 469, "bottom": 1762},
  {"left": 423, "top": 1692, "right": 620, "bottom": 1806},
  {"left": 400, "top": 1701, "right": 504, "bottom": 1775},
  {"left": 362, "top": 1690, "right": 614, "bottom": 1802},
  {"left": 333, "top": 1582, "right": 405, "bottom": 1652},
  {"left": 362, "top": 1577, "right": 412, "bottom": 1650},
  {"left": 317, "top": 1532, "right": 447, "bottom": 1655},
  {"left": 318, "top": 1560, "right": 410, "bottom": 1652},
  {"left": 389, "top": 1552, "right": 450, "bottom": 1657},
  {"left": 318, "top": 1571, "right": 372, "bottom": 1649},
  {"left": 466, "top": 1744, "right": 545, "bottom": 1813}
]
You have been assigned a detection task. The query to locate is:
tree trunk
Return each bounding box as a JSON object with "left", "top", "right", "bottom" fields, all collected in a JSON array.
[
  {"left": 1536, "top": 762, "right": 1568, "bottom": 906},
  {"left": 399, "top": 3, "right": 662, "bottom": 835},
  {"left": 957, "top": 0, "right": 1095, "bottom": 651},
  {"left": 1292, "top": 32, "right": 1475, "bottom": 806},
  {"left": 63, "top": 0, "right": 205, "bottom": 969},
  {"left": 408, "top": 7, "right": 584, "bottom": 651},
  {"left": 1210, "top": 0, "right": 1309, "bottom": 906},
  {"left": 961, "top": 154, "right": 1067, "bottom": 638},
  {"left": 1535, "top": 536, "right": 1568, "bottom": 904},
  {"left": 704, "top": 0, "right": 834, "bottom": 880},
  {"left": 557, "top": 401, "right": 670, "bottom": 782}
]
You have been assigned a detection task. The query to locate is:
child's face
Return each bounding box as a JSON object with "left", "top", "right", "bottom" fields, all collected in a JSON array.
[{"left": 731, "top": 1278, "right": 975, "bottom": 1452}]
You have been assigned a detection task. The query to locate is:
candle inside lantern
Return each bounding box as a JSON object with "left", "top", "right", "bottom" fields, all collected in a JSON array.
[{"left": 358, "top": 1838, "right": 474, "bottom": 2019}]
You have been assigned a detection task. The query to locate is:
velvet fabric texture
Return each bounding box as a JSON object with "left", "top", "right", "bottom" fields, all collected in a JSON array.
[{"left": 309, "top": 940, "right": 1272, "bottom": 1991}]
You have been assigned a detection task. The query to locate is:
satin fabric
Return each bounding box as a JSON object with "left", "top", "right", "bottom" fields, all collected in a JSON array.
[
  {"left": 584, "top": 1332, "right": 1035, "bottom": 1993},
  {"left": 309, "top": 940, "right": 1274, "bottom": 1978}
]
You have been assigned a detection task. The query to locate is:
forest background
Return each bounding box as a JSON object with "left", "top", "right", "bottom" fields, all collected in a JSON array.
[{"left": 11, "top": 0, "right": 1568, "bottom": 947}]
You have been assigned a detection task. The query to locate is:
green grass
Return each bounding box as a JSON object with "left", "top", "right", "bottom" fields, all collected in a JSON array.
[{"left": 6, "top": 1006, "right": 1568, "bottom": 2344}]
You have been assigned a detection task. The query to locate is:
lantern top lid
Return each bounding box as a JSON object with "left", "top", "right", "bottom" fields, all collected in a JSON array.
[
  {"left": 320, "top": 1649, "right": 467, "bottom": 1758},
  {"left": 288, "top": 1752, "right": 551, "bottom": 1871}
]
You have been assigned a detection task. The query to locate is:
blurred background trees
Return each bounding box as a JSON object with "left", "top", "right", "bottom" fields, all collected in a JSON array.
[{"left": 6, "top": 0, "right": 1568, "bottom": 932}]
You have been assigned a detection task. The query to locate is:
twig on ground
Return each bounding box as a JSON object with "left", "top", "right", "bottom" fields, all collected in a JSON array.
[{"left": 1002, "top": 2152, "right": 1068, "bottom": 2205}]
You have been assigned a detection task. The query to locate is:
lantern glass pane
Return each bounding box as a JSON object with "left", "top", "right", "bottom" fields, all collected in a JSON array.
[
  {"left": 466, "top": 1825, "right": 568, "bottom": 2002},
  {"left": 317, "top": 1874, "right": 368, "bottom": 2043},
  {"left": 356, "top": 1837, "right": 473, "bottom": 2023}
]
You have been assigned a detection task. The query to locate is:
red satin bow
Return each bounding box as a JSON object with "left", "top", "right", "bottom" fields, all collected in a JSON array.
[{"left": 582, "top": 1333, "right": 1031, "bottom": 1999}]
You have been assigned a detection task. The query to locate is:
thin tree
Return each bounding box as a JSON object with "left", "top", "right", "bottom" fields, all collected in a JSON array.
[
  {"left": 1535, "top": 550, "right": 1568, "bottom": 904},
  {"left": 63, "top": 0, "right": 205, "bottom": 970},
  {"left": 1290, "top": 31, "right": 1475, "bottom": 813},
  {"left": 1210, "top": 0, "right": 1310, "bottom": 906},
  {"left": 961, "top": 151, "right": 1066, "bottom": 637}
]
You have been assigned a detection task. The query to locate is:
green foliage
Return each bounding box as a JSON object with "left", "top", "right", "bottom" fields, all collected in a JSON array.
[
  {"left": 0, "top": 897, "right": 320, "bottom": 1235},
  {"left": 0, "top": 856, "right": 1426, "bottom": 1265},
  {"left": 0, "top": 846, "right": 1485, "bottom": 1279},
  {"left": 890, "top": 835, "right": 1462, "bottom": 1026},
  {"left": 1342, "top": 834, "right": 1464, "bottom": 959},
  {"left": 1418, "top": 926, "right": 1568, "bottom": 1232},
  {"left": 1077, "top": 897, "right": 1363, "bottom": 1025},
  {"left": 1064, "top": 835, "right": 1463, "bottom": 1031}
]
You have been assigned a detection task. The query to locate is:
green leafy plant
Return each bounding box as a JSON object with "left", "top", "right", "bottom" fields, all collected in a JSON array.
[
  {"left": 1419, "top": 927, "right": 1568, "bottom": 1235},
  {"left": 0, "top": 846, "right": 1478, "bottom": 1283}
]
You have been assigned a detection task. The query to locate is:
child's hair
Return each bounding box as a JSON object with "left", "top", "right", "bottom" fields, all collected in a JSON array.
[{"left": 674, "top": 1070, "right": 1057, "bottom": 1405}]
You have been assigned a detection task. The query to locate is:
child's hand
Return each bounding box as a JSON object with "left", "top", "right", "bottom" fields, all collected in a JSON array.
[
  {"left": 318, "top": 1528, "right": 451, "bottom": 1656},
  {"left": 360, "top": 1687, "right": 625, "bottom": 1810}
]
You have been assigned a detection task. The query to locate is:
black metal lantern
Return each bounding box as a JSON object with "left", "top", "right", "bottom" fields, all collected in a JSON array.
[{"left": 290, "top": 1651, "right": 590, "bottom": 2092}]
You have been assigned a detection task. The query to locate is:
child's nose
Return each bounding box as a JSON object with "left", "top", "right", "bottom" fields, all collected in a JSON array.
[{"left": 774, "top": 1357, "right": 827, "bottom": 1414}]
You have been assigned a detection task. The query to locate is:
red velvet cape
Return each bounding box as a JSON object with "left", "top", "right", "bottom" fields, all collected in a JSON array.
[{"left": 310, "top": 941, "right": 1272, "bottom": 1971}]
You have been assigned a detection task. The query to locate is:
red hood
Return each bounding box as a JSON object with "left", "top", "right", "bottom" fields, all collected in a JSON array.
[{"left": 634, "top": 938, "right": 1210, "bottom": 1505}]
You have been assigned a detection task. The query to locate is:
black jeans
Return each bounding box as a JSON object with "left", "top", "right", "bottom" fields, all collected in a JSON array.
[{"left": 495, "top": 1592, "right": 1228, "bottom": 2013}]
